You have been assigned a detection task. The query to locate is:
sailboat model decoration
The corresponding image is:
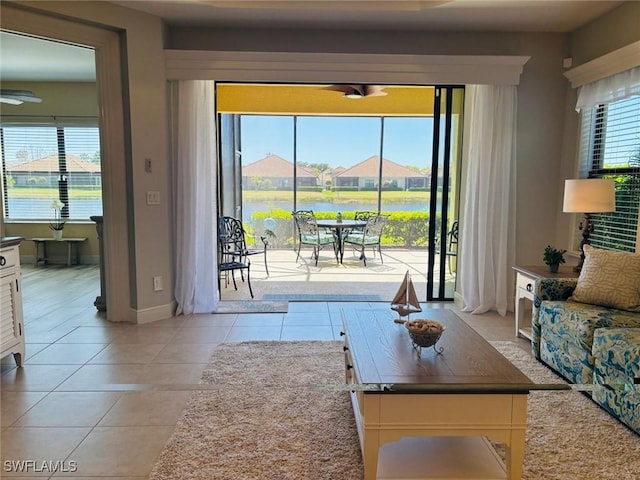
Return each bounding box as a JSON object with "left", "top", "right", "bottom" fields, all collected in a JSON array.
[{"left": 391, "top": 271, "right": 422, "bottom": 324}]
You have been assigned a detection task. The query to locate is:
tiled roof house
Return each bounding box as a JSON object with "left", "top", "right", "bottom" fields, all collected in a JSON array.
[
  {"left": 334, "top": 155, "right": 428, "bottom": 190},
  {"left": 8, "top": 154, "right": 101, "bottom": 187},
  {"left": 242, "top": 154, "right": 318, "bottom": 189}
]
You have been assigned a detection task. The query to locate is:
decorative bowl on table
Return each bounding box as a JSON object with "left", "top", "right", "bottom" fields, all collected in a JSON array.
[{"left": 405, "top": 319, "right": 445, "bottom": 355}]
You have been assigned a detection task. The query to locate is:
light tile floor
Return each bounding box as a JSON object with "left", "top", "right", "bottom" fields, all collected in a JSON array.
[{"left": 1, "top": 268, "right": 529, "bottom": 479}]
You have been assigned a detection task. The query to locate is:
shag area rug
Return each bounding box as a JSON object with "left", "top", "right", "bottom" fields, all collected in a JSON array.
[{"left": 149, "top": 341, "right": 640, "bottom": 480}]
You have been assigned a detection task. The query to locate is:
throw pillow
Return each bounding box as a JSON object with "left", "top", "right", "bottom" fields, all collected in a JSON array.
[{"left": 572, "top": 245, "right": 640, "bottom": 312}]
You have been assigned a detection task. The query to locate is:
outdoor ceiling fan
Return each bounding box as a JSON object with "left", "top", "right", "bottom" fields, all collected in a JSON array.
[
  {"left": 0, "top": 89, "right": 43, "bottom": 105},
  {"left": 324, "top": 84, "right": 388, "bottom": 99}
]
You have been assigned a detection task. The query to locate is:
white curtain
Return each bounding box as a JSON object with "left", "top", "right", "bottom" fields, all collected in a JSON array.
[
  {"left": 172, "top": 80, "right": 219, "bottom": 315},
  {"left": 460, "top": 85, "right": 517, "bottom": 316},
  {"left": 576, "top": 66, "right": 640, "bottom": 112}
]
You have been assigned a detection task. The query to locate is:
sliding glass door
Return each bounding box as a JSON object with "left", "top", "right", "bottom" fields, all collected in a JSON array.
[
  {"left": 427, "top": 87, "right": 464, "bottom": 300},
  {"left": 217, "top": 84, "right": 463, "bottom": 300}
]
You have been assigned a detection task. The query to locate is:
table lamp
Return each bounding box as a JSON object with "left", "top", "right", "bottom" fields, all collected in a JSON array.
[{"left": 563, "top": 178, "right": 616, "bottom": 273}]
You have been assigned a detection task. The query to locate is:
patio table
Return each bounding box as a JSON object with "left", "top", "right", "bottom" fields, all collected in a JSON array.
[{"left": 316, "top": 219, "right": 366, "bottom": 264}]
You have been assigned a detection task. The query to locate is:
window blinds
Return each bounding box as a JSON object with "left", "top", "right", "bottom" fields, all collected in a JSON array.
[
  {"left": 578, "top": 95, "right": 640, "bottom": 252},
  {"left": 1, "top": 125, "right": 101, "bottom": 221}
]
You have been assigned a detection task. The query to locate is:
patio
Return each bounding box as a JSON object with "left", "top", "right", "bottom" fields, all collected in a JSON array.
[{"left": 219, "top": 247, "right": 456, "bottom": 302}]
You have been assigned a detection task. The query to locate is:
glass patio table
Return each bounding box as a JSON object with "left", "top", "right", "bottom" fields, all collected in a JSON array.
[{"left": 316, "top": 219, "right": 366, "bottom": 264}]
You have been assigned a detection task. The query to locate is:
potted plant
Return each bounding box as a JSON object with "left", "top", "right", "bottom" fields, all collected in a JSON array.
[
  {"left": 543, "top": 245, "right": 566, "bottom": 273},
  {"left": 49, "top": 199, "right": 66, "bottom": 240}
]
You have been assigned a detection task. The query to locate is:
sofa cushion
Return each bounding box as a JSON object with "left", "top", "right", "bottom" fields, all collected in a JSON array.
[
  {"left": 592, "top": 328, "right": 640, "bottom": 389},
  {"left": 540, "top": 300, "right": 640, "bottom": 349},
  {"left": 537, "top": 300, "right": 640, "bottom": 385},
  {"left": 571, "top": 245, "right": 640, "bottom": 312},
  {"left": 592, "top": 328, "right": 640, "bottom": 435}
]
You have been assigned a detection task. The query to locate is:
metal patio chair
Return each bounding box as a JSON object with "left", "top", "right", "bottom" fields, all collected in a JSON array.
[
  {"left": 343, "top": 214, "right": 388, "bottom": 266},
  {"left": 292, "top": 210, "right": 338, "bottom": 266},
  {"left": 218, "top": 216, "right": 254, "bottom": 298}
]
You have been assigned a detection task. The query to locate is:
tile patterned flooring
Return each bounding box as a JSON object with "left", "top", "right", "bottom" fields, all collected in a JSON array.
[{"left": 1, "top": 265, "right": 529, "bottom": 479}]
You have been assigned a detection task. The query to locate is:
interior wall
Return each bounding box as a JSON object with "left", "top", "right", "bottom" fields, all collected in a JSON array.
[
  {"left": 4, "top": 223, "right": 99, "bottom": 264},
  {"left": 1, "top": 81, "right": 100, "bottom": 259},
  {"left": 12, "top": 1, "right": 635, "bottom": 313},
  {"left": 555, "top": 2, "right": 640, "bottom": 256},
  {"left": 0, "top": 81, "right": 98, "bottom": 118},
  {"left": 569, "top": 2, "right": 640, "bottom": 66},
  {"left": 217, "top": 84, "right": 438, "bottom": 115},
  {"left": 13, "top": 1, "right": 173, "bottom": 316},
  {"left": 170, "top": 28, "right": 570, "bottom": 269}
]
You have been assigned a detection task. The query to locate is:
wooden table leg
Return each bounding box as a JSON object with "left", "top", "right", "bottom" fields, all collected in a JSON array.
[
  {"left": 506, "top": 395, "right": 528, "bottom": 480},
  {"left": 41, "top": 241, "right": 47, "bottom": 266},
  {"left": 34, "top": 241, "right": 41, "bottom": 267},
  {"left": 506, "top": 435, "right": 526, "bottom": 480},
  {"left": 362, "top": 428, "right": 380, "bottom": 480}
]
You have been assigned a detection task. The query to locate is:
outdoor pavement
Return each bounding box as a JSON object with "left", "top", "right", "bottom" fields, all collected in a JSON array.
[{"left": 219, "top": 247, "right": 456, "bottom": 302}]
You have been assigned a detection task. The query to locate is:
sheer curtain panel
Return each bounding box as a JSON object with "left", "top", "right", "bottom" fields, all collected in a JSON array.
[
  {"left": 172, "top": 80, "right": 218, "bottom": 314},
  {"left": 460, "top": 85, "right": 517, "bottom": 315},
  {"left": 576, "top": 66, "right": 640, "bottom": 112}
]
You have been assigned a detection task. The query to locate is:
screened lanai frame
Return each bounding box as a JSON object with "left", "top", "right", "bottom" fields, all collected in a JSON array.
[{"left": 216, "top": 83, "right": 464, "bottom": 301}]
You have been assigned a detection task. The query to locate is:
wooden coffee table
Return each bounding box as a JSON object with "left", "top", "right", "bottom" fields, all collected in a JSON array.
[{"left": 341, "top": 309, "right": 534, "bottom": 480}]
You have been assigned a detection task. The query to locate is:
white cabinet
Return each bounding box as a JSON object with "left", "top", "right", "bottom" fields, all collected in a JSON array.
[{"left": 1, "top": 239, "right": 24, "bottom": 367}]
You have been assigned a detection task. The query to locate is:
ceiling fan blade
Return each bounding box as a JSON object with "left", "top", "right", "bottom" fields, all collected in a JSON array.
[
  {"left": 0, "top": 89, "right": 43, "bottom": 104},
  {"left": 325, "top": 84, "right": 389, "bottom": 98},
  {"left": 0, "top": 97, "right": 23, "bottom": 105},
  {"left": 323, "top": 84, "right": 359, "bottom": 94},
  {"left": 363, "top": 85, "right": 388, "bottom": 97}
]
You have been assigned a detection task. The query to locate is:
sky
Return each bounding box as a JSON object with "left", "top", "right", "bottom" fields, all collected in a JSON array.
[{"left": 240, "top": 115, "right": 437, "bottom": 169}]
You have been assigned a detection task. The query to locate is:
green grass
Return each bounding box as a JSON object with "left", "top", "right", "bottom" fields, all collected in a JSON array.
[
  {"left": 7, "top": 187, "right": 102, "bottom": 199},
  {"left": 243, "top": 189, "right": 431, "bottom": 204},
  {"left": 8, "top": 188, "right": 432, "bottom": 203}
]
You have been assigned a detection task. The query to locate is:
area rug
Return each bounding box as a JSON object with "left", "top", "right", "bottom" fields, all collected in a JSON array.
[
  {"left": 263, "top": 294, "right": 382, "bottom": 301},
  {"left": 215, "top": 300, "right": 288, "bottom": 314},
  {"left": 148, "top": 341, "right": 640, "bottom": 480}
]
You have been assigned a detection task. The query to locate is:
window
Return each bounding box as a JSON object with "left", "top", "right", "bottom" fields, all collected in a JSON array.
[
  {"left": 578, "top": 95, "right": 640, "bottom": 252},
  {"left": 1, "top": 125, "right": 102, "bottom": 221}
]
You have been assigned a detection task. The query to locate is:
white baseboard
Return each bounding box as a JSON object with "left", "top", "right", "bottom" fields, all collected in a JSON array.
[
  {"left": 453, "top": 291, "right": 515, "bottom": 314},
  {"left": 453, "top": 291, "right": 464, "bottom": 309},
  {"left": 133, "top": 302, "right": 176, "bottom": 324}
]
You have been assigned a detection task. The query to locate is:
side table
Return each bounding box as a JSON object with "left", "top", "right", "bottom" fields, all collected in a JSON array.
[
  {"left": 513, "top": 265, "right": 579, "bottom": 340},
  {"left": 31, "top": 237, "right": 87, "bottom": 267}
]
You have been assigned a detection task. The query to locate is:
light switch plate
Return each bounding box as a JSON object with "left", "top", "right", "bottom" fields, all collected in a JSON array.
[{"left": 147, "top": 191, "right": 160, "bottom": 205}]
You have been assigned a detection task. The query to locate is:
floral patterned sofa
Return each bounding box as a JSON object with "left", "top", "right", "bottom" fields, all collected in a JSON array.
[{"left": 531, "top": 245, "right": 640, "bottom": 435}]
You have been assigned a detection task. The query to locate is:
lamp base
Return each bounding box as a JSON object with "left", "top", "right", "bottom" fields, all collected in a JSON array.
[{"left": 574, "top": 212, "right": 593, "bottom": 275}]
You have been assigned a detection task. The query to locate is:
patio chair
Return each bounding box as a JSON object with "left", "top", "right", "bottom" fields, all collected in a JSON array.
[
  {"left": 218, "top": 216, "right": 255, "bottom": 297},
  {"left": 445, "top": 220, "right": 458, "bottom": 273},
  {"left": 348, "top": 210, "right": 377, "bottom": 236},
  {"left": 219, "top": 215, "right": 269, "bottom": 275},
  {"left": 354, "top": 211, "right": 377, "bottom": 222},
  {"left": 343, "top": 214, "right": 388, "bottom": 266},
  {"left": 292, "top": 210, "right": 338, "bottom": 266},
  {"left": 435, "top": 220, "right": 458, "bottom": 274}
]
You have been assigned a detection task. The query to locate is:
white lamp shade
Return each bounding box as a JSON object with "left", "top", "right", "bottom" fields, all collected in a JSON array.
[{"left": 563, "top": 178, "right": 616, "bottom": 213}]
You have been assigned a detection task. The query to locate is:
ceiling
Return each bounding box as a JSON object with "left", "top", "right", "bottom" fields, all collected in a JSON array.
[
  {"left": 0, "top": 32, "right": 95, "bottom": 82},
  {"left": 0, "top": 0, "right": 624, "bottom": 83},
  {"left": 110, "top": 0, "right": 623, "bottom": 32}
]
